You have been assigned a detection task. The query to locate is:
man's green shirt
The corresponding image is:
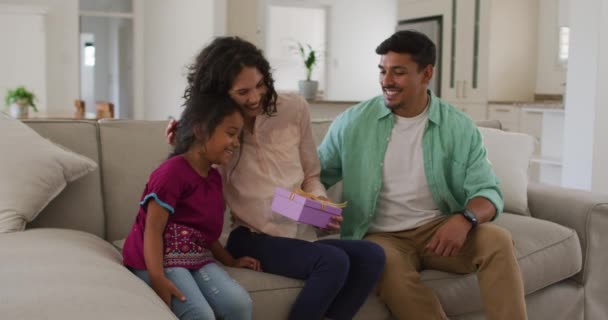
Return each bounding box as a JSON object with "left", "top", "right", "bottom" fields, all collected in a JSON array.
[{"left": 317, "top": 92, "right": 503, "bottom": 240}]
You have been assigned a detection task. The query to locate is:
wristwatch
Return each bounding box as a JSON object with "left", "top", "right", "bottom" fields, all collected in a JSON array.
[{"left": 461, "top": 209, "right": 478, "bottom": 229}]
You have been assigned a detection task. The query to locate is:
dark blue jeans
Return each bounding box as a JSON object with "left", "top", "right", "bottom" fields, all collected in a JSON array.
[{"left": 226, "top": 226, "right": 386, "bottom": 320}]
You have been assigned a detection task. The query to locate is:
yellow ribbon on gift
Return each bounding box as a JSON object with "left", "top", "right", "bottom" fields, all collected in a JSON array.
[{"left": 289, "top": 188, "right": 347, "bottom": 209}]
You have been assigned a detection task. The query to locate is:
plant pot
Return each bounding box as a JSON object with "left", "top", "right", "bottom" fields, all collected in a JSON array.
[
  {"left": 9, "top": 101, "right": 29, "bottom": 119},
  {"left": 298, "top": 80, "right": 319, "bottom": 101}
]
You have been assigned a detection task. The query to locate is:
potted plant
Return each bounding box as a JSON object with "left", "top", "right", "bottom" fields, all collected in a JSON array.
[
  {"left": 296, "top": 42, "right": 319, "bottom": 100},
  {"left": 5, "top": 86, "right": 37, "bottom": 118}
]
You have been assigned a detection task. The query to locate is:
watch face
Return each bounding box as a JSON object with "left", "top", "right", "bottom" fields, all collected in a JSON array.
[
  {"left": 465, "top": 210, "right": 474, "bottom": 220},
  {"left": 463, "top": 210, "right": 478, "bottom": 226}
]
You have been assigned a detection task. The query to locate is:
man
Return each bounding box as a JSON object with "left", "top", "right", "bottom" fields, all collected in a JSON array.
[{"left": 317, "top": 30, "right": 527, "bottom": 320}]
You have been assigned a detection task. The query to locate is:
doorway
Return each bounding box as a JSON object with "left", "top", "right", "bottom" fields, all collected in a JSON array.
[{"left": 79, "top": 0, "right": 134, "bottom": 119}]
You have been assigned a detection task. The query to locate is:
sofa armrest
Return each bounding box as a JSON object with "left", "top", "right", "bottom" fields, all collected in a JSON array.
[{"left": 528, "top": 182, "right": 608, "bottom": 319}]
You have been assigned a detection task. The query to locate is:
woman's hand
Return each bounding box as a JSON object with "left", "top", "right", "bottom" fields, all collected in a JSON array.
[
  {"left": 150, "top": 275, "right": 186, "bottom": 307},
  {"left": 315, "top": 195, "right": 343, "bottom": 231},
  {"left": 233, "top": 256, "right": 262, "bottom": 272},
  {"left": 324, "top": 215, "right": 343, "bottom": 231},
  {"left": 165, "top": 119, "right": 178, "bottom": 146}
]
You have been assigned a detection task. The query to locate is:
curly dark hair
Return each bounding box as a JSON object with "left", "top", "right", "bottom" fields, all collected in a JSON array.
[
  {"left": 169, "top": 94, "right": 243, "bottom": 159},
  {"left": 376, "top": 30, "right": 436, "bottom": 71},
  {"left": 183, "top": 36, "right": 278, "bottom": 116}
]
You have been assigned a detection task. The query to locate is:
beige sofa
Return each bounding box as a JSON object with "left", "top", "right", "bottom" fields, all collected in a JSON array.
[{"left": 1, "top": 118, "right": 606, "bottom": 320}]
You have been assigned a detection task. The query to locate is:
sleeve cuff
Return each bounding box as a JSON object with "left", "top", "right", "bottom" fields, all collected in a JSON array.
[
  {"left": 140, "top": 193, "right": 175, "bottom": 214},
  {"left": 468, "top": 189, "right": 504, "bottom": 220}
]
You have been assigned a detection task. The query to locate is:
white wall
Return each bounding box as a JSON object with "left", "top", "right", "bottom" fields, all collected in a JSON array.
[
  {"left": 234, "top": 0, "right": 397, "bottom": 102},
  {"left": 227, "top": 0, "right": 261, "bottom": 46},
  {"left": 80, "top": 0, "right": 131, "bottom": 12},
  {"left": 488, "top": 0, "right": 538, "bottom": 101},
  {"left": 266, "top": 6, "right": 327, "bottom": 92},
  {"left": 0, "top": 0, "right": 223, "bottom": 119},
  {"left": 141, "top": 0, "right": 218, "bottom": 120},
  {"left": 0, "top": 0, "right": 78, "bottom": 115},
  {"left": 213, "top": 0, "right": 227, "bottom": 37},
  {"left": 0, "top": 6, "right": 47, "bottom": 113},
  {"left": 322, "top": 0, "right": 397, "bottom": 101},
  {"left": 117, "top": 19, "right": 133, "bottom": 119},
  {"left": 561, "top": 0, "right": 608, "bottom": 194},
  {"left": 535, "top": 0, "right": 568, "bottom": 95}
]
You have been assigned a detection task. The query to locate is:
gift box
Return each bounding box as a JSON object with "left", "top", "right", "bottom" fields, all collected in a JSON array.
[{"left": 271, "top": 187, "right": 343, "bottom": 228}]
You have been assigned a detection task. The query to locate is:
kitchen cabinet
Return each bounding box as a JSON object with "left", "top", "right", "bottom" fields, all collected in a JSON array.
[
  {"left": 519, "top": 108, "right": 544, "bottom": 183},
  {"left": 397, "top": 0, "right": 538, "bottom": 105},
  {"left": 443, "top": 0, "right": 489, "bottom": 104},
  {"left": 454, "top": 102, "right": 487, "bottom": 122},
  {"left": 520, "top": 106, "right": 564, "bottom": 186},
  {"left": 397, "top": 0, "right": 489, "bottom": 104},
  {"left": 487, "top": 104, "right": 520, "bottom": 132}
]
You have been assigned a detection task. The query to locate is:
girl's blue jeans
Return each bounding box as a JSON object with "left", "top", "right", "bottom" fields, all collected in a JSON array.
[{"left": 132, "top": 263, "right": 252, "bottom": 320}]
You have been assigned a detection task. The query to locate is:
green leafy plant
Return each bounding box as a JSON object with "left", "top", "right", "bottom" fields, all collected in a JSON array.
[
  {"left": 5, "top": 86, "right": 38, "bottom": 112},
  {"left": 297, "top": 42, "right": 317, "bottom": 81}
]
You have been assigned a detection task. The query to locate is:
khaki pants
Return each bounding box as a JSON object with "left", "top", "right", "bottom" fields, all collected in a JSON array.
[{"left": 365, "top": 217, "right": 527, "bottom": 320}]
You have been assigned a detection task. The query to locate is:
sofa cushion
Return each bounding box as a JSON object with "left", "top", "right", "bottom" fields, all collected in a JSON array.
[
  {"left": 478, "top": 127, "right": 535, "bottom": 215},
  {"left": 0, "top": 229, "right": 175, "bottom": 320},
  {"left": 24, "top": 120, "right": 105, "bottom": 238},
  {"left": 420, "top": 213, "right": 582, "bottom": 316},
  {"left": 0, "top": 114, "right": 97, "bottom": 233},
  {"left": 98, "top": 120, "right": 171, "bottom": 242}
]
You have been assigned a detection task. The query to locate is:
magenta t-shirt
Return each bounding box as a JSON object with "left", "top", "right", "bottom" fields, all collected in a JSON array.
[{"left": 122, "top": 155, "right": 224, "bottom": 270}]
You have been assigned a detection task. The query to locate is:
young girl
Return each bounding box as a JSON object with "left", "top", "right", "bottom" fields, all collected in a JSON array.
[
  {"left": 123, "top": 94, "right": 259, "bottom": 320},
  {"left": 166, "top": 37, "right": 386, "bottom": 320}
]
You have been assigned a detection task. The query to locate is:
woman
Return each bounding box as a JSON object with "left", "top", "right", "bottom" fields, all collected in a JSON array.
[{"left": 167, "top": 36, "right": 385, "bottom": 320}]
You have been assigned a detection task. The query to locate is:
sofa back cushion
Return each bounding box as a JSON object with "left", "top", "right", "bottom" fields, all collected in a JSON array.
[
  {"left": 98, "top": 120, "right": 171, "bottom": 242},
  {"left": 478, "top": 127, "right": 535, "bottom": 215},
  {"left": 23, "top": 120, "right": 105, "bottom": 238}
]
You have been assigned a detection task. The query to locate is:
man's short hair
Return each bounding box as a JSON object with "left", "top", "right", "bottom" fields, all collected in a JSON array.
[{"left": 376, "top": 30, "right": 436, "bottom": 70}]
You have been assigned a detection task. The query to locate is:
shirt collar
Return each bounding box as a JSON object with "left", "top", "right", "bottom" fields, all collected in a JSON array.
[{"left": 375, "top": 89, "right": 441, "bottom": 125}]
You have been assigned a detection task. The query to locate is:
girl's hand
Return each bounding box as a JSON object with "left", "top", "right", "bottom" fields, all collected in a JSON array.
[
  {"left": 150, "top": 275, "right": 186, "bottom": 307},
  {"left": 234, "top": 256, "right": 262, "bottom": 272},
  {"left": 165, "top": 119, "right": 178, "bottom": 146}
]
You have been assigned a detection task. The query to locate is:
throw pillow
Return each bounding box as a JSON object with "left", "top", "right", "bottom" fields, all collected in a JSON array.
[
  {"left": 478, "top": 127, "right": 535, "bottom": 215},
  {"left": 0, "top": 113, "right": 97, "bottom": 232}
]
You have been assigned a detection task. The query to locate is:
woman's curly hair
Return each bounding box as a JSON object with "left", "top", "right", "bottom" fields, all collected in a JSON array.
[{"left": 183, "top": 36, "right": 278, "bottom": 116}]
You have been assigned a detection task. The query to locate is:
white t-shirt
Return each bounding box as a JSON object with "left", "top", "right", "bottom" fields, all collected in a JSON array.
[{"left": 368, "top": 106, "right": 442, "bottom": 233}]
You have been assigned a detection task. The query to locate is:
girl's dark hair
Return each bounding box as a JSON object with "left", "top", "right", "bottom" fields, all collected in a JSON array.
[
  {"left": 376, "top": 30, "right": 436, "bottom": 71},
  {"left": 169, "top": 94, "right": 243, "bottom": 158},
  {"left": 183, "top": 36, "right": 278, "bottom": 116}
]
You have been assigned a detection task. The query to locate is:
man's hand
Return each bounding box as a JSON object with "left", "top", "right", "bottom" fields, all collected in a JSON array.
[
  {"left": 425, "top": 214, "right": 472, "bottom": 256},
  {"left": 233, "top": 256, "right": 262, "bottom": 271},
  {"left": 165, "top": 119, "right": 178, "bottom": 146},
  {"left": 150, "top": 275, "right": 186, "bottom": 307}
]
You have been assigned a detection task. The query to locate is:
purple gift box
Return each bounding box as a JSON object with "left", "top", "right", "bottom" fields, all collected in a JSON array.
[{"left": 271, "top": 187, "right": 342, "bottom": 228}]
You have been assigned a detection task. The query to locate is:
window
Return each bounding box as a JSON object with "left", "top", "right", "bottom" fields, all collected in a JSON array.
[
  {"left": 84, "top": 42, "right": 95, "bottom": 66},
  {"left": 558, "top": 26, "right": 570, "bottom": 66}
]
